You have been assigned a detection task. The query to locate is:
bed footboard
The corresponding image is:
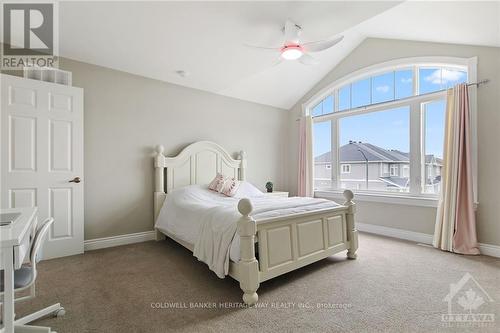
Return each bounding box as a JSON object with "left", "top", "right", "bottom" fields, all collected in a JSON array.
[{"left": 236, "top": 190, "right": 357, "bottom": 305}]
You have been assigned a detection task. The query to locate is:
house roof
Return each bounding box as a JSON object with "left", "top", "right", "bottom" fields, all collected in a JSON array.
[
  {"left": 380, "top": 177, "right": 410, "bottom": 188},
  {"left": 426, "top": 155, "right": 443, "bottom": 165},
  {"left": 315, "top": 142, "right": 442, "bottom": 164}
]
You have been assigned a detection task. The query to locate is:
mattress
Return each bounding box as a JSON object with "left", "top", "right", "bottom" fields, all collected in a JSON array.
[{"left": 154, "top": 185, "right": 340, "bottom": 277}]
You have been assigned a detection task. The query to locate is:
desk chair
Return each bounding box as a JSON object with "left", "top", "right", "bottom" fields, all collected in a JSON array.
[{"left": 0, "top": 218, "right": 66, "bottom": 326}]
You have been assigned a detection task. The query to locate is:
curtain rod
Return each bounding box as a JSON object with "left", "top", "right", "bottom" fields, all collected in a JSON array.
[
  {"left": 297, "top": 79, "right": 490, "bottom": 121},
  {"left": 467, "top": 79, "right": 490, "bottom": 87}
]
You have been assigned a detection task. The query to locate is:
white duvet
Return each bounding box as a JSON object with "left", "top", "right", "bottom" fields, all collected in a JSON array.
[{"left": 155, "top": 185, "right": 340, "bottom": 278}]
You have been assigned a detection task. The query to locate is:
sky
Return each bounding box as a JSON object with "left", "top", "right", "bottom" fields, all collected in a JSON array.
[{"left": 313, "top": 67, "right": 466, "bottom": 159}]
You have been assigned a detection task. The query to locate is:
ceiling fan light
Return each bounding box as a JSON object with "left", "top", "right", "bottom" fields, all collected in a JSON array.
[{"left": 280, "top": 45, "right": 303, "bottom": 60}]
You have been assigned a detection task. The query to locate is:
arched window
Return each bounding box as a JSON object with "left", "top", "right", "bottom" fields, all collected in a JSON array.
[{"left": 306, "top": 57, "right": 476, "bottom": 198}]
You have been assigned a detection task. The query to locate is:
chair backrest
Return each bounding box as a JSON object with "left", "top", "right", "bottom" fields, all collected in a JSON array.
[{"left": 30, "top": 218, "right": 54, "bottom": 266}]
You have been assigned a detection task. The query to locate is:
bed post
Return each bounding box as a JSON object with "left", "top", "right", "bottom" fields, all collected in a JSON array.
[
  {"left": 237, "top": 198, "right": 259, "bottom": 305},
  {"left": 154, "top": 145, "right": 166, "bottom": 241},
  {"left": 343, "top": 190, "right": 358, "bottom": 259},
  {"left": 239, "top": 151, "right": 247, "bottom": 181}
]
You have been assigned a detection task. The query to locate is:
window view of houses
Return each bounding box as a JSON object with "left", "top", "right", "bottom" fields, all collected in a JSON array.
[
  {"left": 311, "top": 66, "right": 460, "bottom": 196},
  {"left": 314, "top": 141, "right": 443, "bottom": 194}
]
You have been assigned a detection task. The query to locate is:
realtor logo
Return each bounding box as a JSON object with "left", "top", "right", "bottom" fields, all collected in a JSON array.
[
  {"left": 1, "top": 2, "right": 58, "bottom": 69},
  {"left": 442, "top": 273, "right": 495, "bottom": 327}
]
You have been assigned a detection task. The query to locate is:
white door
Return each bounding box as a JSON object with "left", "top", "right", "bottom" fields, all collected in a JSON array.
[{"left": 1, "top": 74, "right": 84, "bottom": 259}]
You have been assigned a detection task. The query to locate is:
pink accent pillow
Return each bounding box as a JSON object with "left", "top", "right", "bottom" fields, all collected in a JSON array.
[
  {"left": 208, "top": 173, "right": 226, "bottom": 192},
  {"left": 219, "top": 177, "right": 240, "bottom": 197}
]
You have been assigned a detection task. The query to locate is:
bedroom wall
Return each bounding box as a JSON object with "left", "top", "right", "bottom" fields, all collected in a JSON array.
[
  {"left": 288, "top": 38, "right": 500, "bottom": 247},
  {"left": 29, "top": 58, "right": 287, "bottom": 240}
]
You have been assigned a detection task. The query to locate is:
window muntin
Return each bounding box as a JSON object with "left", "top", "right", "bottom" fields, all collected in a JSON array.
[
  {"left": 419, "top": 67, "right": 467, "bottom": 94},
  {"left": 312, "top": 102, "right": 322, "bottom": 117},
  {"left": 419, "top": 67, "right": 443, "bottom": 94},
  {"left": 341, "top": 164, "right": 351, "bottom": 174},
  {"left": 312, "top": 95, "right": 334, "bottom": 117},
  {"left": 309, "top": 62, "right": 468, "bottom": 197}
]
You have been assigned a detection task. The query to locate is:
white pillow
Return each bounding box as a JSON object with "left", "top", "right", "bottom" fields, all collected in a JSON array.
[{"left": 234, "top": 181, "right": 264, "bottom": 198}]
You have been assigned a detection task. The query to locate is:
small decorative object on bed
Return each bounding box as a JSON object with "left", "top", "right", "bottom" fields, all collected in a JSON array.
[
  {"left": 265, "top": 181, "right": 273, "bottom": 193},
  {"left": 153, "top": 141, "right": 358, "bottom": 305}
]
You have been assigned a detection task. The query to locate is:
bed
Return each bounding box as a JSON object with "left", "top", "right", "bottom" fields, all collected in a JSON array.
[{"left": 153, "top": 141, "right": 358, "bottom": 305}]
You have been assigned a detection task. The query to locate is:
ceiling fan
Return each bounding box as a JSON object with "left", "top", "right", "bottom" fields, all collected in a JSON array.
[{"left": 246, "top": 19, "right": 344, "bottom": 65}]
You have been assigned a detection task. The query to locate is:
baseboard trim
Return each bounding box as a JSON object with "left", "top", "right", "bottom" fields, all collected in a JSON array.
[
  {"left": 357, "top": 223, "right": 500, "bottom": 258},
  {"left": 478, "top": 243, "right": 500, "bottom": 258},
  {"left": 83, "top": 225, "right": 500, "bottom": 258},
  {"left": 84, "top": 230, "right": 156, "bottom": 251},
  {"left": 357, "top": 223, "right": 434, "bottom": 244}
]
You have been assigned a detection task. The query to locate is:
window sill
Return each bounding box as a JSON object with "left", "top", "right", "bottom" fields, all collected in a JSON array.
[{"left": 314, "top": 190, "right": 439, "bottom": 208}]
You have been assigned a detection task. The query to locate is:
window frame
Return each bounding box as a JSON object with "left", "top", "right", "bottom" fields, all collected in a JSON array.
[
  {"left": 341, "top": 164, "right": 351, "bottom": 174},
  {"left": 304, "top": 56, "right": 478, "bottom": 203},
  {"left": 390, "top": 164, "right": 398, "bottom": 177}
]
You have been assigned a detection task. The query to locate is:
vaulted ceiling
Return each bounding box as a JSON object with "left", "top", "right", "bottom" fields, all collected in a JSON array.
[{"left": 57, "top": 1, "right": 500, "bottom": 110}]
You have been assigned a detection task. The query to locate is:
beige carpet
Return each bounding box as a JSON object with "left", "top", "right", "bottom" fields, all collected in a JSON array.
[{"left": 15, "top": 233, "right": 500, "bottom": 332}]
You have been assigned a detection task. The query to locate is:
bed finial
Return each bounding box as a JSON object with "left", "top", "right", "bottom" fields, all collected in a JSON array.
[
  {"left": 343, "top": 189, "right": 354, "bottom": 204},
  {"left": 238, "top": 198, "right": 253, "bottom": 216},
  {"left": 156, "top": 145, "right": 165, "bottom": 155}
]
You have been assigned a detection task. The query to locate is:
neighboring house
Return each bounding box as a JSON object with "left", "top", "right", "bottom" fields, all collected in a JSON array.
[{"left": 314, "top": 141, "right": 442, "bottom": 193}]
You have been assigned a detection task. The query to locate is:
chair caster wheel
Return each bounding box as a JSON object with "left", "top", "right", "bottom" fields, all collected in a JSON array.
[{"left": 55, "top": 307, "right": 66, "bottom": 317}]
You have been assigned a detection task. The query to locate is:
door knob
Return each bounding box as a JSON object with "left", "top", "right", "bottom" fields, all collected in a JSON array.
[{"left": 69, "top": 177, "right": 81, "bottom": 183}]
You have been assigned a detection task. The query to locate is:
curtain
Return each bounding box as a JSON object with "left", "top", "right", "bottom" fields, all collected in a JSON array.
[
  {"left": 433, "top": 84, "right": 479, "bottom": 255},
  {"left": 298, "top": 115, "right": 314, "bottom": 197}
]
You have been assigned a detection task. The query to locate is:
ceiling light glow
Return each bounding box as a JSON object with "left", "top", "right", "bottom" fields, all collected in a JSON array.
[{"left": 280, "top": 45, "right": 303, "bottom": 60}]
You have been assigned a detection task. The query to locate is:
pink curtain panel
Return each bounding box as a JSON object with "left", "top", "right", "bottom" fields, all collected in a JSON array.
[{"left": 452, "top": 84, "right": 479, "bottom": 255}]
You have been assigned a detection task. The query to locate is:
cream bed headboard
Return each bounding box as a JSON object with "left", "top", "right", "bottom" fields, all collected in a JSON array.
[{"left": 153, "top": 141, "right": 246, "bottom": 219}]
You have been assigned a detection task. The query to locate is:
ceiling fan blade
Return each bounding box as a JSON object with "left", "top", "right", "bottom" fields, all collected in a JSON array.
[
  {"left": 298, "top": 53, "right": 319, "bottom": 66},
  {"left": 284, "top": 19, "right": 300, "bottom": 43},
  {"left": 302, "top": 35, "right": 344, "bottom": 52},
  {"left": 243, "top": 43, "right": 280, "bottom": 51}
]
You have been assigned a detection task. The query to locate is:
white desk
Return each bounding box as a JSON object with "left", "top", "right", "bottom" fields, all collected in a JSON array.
[{"left": 0, "top": 207, "right": 50, "bottom": 333}]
